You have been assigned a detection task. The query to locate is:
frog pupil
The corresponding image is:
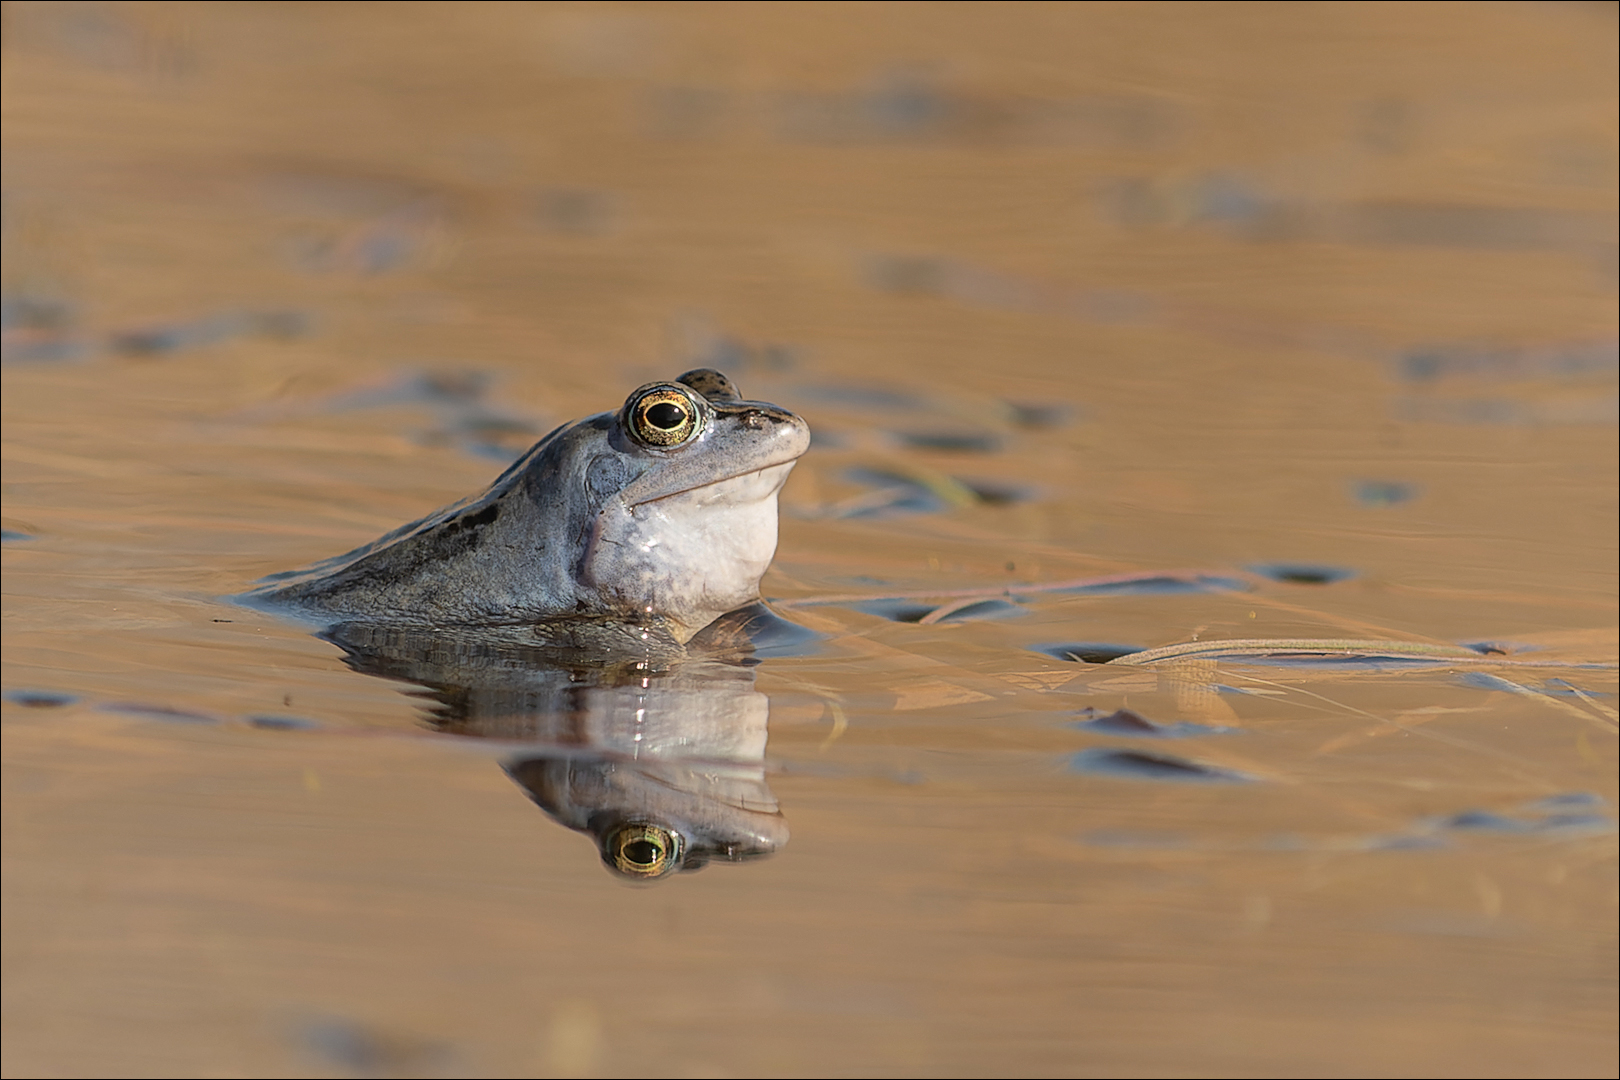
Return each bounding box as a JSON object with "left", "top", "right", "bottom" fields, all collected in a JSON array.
[
  {"left": 624, "top": 839, "right": 662, "bottom": 865},
  {"left": 646, "top": 402, "right": 686, "bottom": 430}
]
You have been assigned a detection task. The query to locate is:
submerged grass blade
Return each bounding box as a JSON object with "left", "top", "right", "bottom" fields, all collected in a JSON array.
[
  {"left": 782, "top": 568, "right": 1242, "bottom": 609},
  {"left": 1108, "top": 638, "right": 1484, "bottom": 666},
  {"left": 1458, "top": 673, "right": 1619, "bottom": 733}
]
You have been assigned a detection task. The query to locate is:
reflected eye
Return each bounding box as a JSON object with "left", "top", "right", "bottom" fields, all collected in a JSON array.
[
  {"left": 626, "top": 386, "right": 702, "bottom": 448},
  {"left": 607, "top": 823, "right": 683, "bottom": 878}
]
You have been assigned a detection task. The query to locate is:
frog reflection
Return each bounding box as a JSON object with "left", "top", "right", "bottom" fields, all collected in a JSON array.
[{"left": 323, "top": 606, "right": 799, "bottom": 880}]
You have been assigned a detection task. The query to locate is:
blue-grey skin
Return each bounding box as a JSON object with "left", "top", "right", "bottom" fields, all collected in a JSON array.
[{"left": 257, "top": 369, "right": 810, "bottom": 643}]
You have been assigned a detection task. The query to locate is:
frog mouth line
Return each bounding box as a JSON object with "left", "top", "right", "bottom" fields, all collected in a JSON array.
[{"left": 629, "top": 459, "right": 800, "bottom": 508}]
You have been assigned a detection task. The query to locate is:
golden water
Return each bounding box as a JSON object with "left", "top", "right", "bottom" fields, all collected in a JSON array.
[{"left": 3, "top": 3, "right": 1616, "bottom": 1076}]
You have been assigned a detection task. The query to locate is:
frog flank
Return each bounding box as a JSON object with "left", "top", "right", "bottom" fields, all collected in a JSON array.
[{"left": 254, "top": 369, "right": 810, "bottom": 643}]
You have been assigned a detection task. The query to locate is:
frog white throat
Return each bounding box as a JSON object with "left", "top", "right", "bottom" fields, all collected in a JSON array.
[{"left": 582, "top": 459, "right": 796, "bottom": 640}]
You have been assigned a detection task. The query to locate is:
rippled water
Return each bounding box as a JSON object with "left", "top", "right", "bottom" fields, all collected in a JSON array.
[{"left": 4, "top": 4, "right": 1617, "bottom": 1076}]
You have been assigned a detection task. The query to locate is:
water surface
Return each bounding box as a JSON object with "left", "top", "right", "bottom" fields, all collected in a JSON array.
[{"left": 3, "top": 3, "right": 1616, "bottom": 1076}]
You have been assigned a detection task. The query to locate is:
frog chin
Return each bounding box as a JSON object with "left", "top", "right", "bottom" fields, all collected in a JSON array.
[{"left": 583, "top": 461, "right": 797, "bottom": 640}]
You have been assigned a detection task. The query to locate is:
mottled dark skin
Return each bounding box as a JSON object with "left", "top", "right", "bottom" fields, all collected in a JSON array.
[{"left": 253, "top": 370, "right": 811, "bottom": 643}]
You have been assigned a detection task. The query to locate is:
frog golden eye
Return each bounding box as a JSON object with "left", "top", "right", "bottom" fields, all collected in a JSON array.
[
  {"left": 607, "top": 822, "right": 683, "bottom": 878},
  {"left": 626, "top": 386, "right": 702, "bottom": 448}
]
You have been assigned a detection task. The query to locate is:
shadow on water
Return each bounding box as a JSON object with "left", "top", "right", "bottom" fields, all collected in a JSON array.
[{"left": 318, "top": 605, "right": 811, "bottom": 882}]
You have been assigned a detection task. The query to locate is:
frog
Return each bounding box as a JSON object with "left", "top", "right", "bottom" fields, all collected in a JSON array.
[{"left": 255, "top": 368, "right": 810, "bottom": 646}]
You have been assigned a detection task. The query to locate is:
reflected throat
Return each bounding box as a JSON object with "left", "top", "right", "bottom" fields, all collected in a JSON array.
[{"left": 323, "top": 619, "right": 791, "bottom": 882}]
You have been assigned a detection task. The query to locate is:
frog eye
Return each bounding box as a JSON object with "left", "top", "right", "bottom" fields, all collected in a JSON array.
[
  {"left": 606, "top": 822, "right": 683, "bottom": 878},
  {"left": 626, "top": 386, "right": 703, "bottom": 448}
]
